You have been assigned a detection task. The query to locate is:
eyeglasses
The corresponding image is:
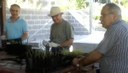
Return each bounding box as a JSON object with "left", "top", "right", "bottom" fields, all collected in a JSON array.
[{"left": 101, "top": 12, "right": 113, "bottom": 17}]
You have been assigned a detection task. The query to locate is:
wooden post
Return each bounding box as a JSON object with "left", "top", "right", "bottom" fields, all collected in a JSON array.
[{"left": 0, "top": 0, "right": 6, "bottom": 35}]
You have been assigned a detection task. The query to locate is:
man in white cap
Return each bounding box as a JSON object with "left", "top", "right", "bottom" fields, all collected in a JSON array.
[
  {"left": 43, "top": 6, "right": 74, "bottom": 72},
  {"left": 48, "top": 6, "right": 74, "bottom": 54}
]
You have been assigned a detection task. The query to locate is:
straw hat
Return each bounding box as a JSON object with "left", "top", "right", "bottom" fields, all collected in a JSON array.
[{"left": 49, "top": 6, "right": 63, "bottom": 16}]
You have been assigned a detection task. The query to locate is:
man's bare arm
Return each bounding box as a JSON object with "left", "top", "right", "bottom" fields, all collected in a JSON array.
[
  {"left": 60, "top": 39, "right": 73, "bottom": 47},
  {"left": 73, "top": 50, "right": 103, "bottom": 67},
  {"left": 21, "top": 32, "right": 29, "bottom": 40}
]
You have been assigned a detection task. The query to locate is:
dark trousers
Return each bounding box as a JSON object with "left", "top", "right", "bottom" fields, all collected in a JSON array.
[
  {"left": 45, "top": 46, "right": 65, "bottom": 54},
  {"left": 51, "top": 47, "right": 63, "bottom": 54},
  {"left": 50, "top": 47, "right": 64, "bottom": 71}
]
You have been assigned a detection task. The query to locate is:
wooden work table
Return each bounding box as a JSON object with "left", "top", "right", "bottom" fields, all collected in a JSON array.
[
  {"left": 0, "top": 48, "right": 96, "bottom": 73},
  {"left": 0, "top": 51, "right": 25, "bottom": 73}
]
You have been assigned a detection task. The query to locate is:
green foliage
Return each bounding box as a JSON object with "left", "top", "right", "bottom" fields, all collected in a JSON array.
[
  {"left": 123, "top": 16, "right": 128, "bottom": 23},
  {"left": 95, "top": 16, "right": 100, "bottom": 20},
  {"left": 121, "top": 1, "right": 128, "bottom": 8},
  {"left": 113, "top": 0, "right": 128, "bottom": 8},
  {"left": 68, "top": 0, "right": 86, "bottom": 10},
  {"left": 76, "top": 0, "right": 86, "bottom": 9},
  {"left": 62, "top": 50, "right": 88, "bottom": 57}
]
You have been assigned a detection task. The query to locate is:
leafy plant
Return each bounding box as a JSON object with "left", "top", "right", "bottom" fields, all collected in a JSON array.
[
  {"left": 26, "top": 49, "right": 88, "bottom": 73},
  {"left": 62, "top": 50, "right": 87, "bottom": 56}
]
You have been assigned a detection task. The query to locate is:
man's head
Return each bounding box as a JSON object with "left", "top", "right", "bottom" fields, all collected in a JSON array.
[
  {"left": 10, "top": 4, "right": 21, "bottom": 19},
  {"left": 49, "top": 7, "right": 63, "bottom": 24},
  {"left": 100, "top": 3, "right": 121, "bottom": 29}
]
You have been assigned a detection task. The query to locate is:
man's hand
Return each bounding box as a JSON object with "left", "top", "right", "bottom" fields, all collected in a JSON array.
[
  {"left": 0, "top": 35, "right": 6, "bottom": 40},
  {"left": 43, "top": 40, "right": 49, "bottom": 46},
  {"left": 72, "top": 58, "right": 80, "bottom": 66},
  {"left": 72, "top": 56, "right": 86, "bottom": 67}
]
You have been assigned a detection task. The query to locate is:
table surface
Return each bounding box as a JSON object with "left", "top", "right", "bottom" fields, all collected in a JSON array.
[
  {"left": 0, "top": 50, "right": 96, "bottom": 73},
  {"left": 0, "top": 51, "right": 25, "bottom": 73}
]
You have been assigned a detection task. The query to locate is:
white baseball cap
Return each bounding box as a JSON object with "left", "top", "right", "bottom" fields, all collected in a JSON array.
[{"left": 49, "top": 6, "right": 63, "bottom": 16}]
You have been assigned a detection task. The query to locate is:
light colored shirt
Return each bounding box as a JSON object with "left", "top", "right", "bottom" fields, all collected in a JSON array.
[
  {"left": 5, "top": 17, "right": 28, "bottom": 40},
  {"left": 96, "top": 20, "right": 128, "bottom": 73}
]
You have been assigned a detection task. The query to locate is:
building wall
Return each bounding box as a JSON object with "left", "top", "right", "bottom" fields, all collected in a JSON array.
[{"left": 6, "top": 9, "right": 89, "bottom": 42}]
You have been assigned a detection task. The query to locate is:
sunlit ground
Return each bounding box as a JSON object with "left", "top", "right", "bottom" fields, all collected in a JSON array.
[
  {"left": 72, "top": 30, "right": 105, "bottom": 53},
  {"left": 74, "top": 30, "right": 105, "bottom": 44}
]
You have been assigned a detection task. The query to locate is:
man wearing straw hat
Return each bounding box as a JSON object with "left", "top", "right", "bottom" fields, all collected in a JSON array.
[{"left": 48, "top": 6, "right": 74, "bottom": 54}]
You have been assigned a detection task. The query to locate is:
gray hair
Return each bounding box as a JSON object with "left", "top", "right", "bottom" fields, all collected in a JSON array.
[
  {"left": 104, "top": 3, "right": 121, "bottom": 17},
  {"left": 10, "top": 4, "right": 21, "bottom": 10}
]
